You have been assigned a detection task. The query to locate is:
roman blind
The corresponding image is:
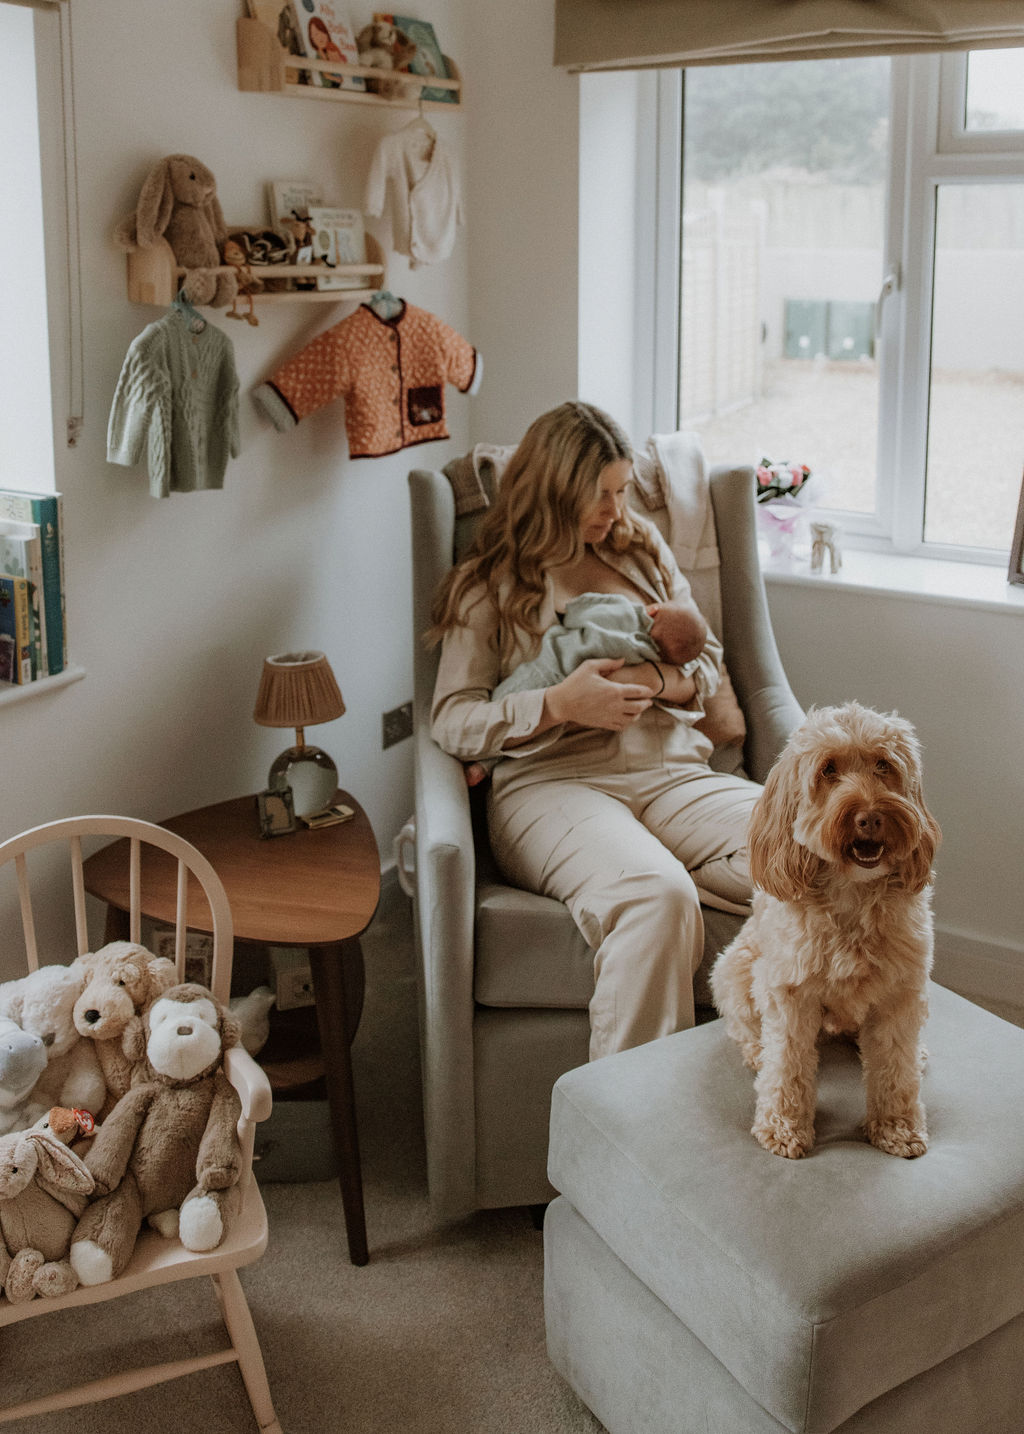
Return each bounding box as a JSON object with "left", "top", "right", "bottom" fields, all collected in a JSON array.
[{"left": 554, "top": 1, "right": 1024, "bottom": 71}]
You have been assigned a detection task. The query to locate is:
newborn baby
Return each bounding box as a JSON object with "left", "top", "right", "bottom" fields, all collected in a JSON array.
[{"left": 463, "top": 592, "right": 708, "bottom": 786}]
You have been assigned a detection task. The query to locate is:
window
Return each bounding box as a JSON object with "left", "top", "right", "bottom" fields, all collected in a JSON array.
[
  {"left": 673, "top": 49, "right": 1024, "bottom": 562},
  {"left": 0, "top": 2, "right": 55, "bottom": 491}
]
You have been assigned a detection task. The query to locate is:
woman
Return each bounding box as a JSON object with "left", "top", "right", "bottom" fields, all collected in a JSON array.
[{"left": 429, "top": 402, "right": 761, "bottom": 1060}]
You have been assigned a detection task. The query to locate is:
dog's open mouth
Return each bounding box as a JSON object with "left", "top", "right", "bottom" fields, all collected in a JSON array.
[{"left": 848, "top": 839, "right": 886, "bottom": 868}]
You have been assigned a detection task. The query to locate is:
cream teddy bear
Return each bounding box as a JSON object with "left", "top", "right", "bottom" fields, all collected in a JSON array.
[{"left": 0, "top": 965, "right": 106, "bottom": 1126}]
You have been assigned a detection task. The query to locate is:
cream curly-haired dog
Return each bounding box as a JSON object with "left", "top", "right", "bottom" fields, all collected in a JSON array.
[{"left": 710, "top": 703, "right": 940, "bottom": 1162}]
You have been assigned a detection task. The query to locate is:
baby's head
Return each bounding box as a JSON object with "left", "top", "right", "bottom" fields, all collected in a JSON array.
[{"left": 647, "top": 602, "right": 707, "bottom": 665}]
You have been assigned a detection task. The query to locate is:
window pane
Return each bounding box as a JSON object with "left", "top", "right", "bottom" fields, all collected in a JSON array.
[
  {"left": 680, "top": 58, "right": 889, "bottom": 516},
  {"left": 965, "top": 50, "right": 1024, "bottom": 132},
  {"left": 923, "top": 184, "right": 1024, "bottom": 549}
]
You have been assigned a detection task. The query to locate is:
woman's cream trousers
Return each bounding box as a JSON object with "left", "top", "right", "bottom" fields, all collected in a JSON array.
[{"left": 488, "top": 711, "right": 760, "bottom": 1060}]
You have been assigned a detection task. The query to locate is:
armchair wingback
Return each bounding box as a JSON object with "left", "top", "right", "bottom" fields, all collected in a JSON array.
[{"left": 407, "top": 447, "right": 803, "bottom": 1219}]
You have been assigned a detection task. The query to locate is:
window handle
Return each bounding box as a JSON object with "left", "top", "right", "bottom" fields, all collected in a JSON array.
[{"left": 875, "top": 265, "right": 901, "bottom": 338}]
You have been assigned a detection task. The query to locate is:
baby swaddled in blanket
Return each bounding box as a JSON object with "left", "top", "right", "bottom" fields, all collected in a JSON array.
[{"left": 463, "top": 591, "right": 708, "bottom": 786}]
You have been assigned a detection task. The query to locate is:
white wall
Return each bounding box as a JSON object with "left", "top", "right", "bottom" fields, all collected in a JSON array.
[{"left": 1, "top": 0, "right": 470, "bottom": 967}]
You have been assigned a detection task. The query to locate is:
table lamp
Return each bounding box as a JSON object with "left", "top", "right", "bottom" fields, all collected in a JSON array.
[{"left": 253, "top": 650, "right": 345, "bottom": 817}]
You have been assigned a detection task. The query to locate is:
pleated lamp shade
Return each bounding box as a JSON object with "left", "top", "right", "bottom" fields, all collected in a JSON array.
[
  {"left": 253, "top": 651, "right": 345, "bottom": 730},
  {"left": 253, "top": 652, "right": 345, "bottom": 818}
]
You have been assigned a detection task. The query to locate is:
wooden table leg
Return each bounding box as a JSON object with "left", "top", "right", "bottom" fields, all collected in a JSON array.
[{"left": 308, "top": 940, "right": 369, "bottom": 1266}]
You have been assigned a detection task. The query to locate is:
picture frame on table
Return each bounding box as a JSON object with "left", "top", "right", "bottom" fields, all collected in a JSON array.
[
  {"left": 257, "top": 786, "right": 297, "bottom": 838},
  {"left": 374, "top": 12, "right": 457, "bottom": 103},
  {"left": 1008, "top": 468, "right": 1024, "bottom": 586}
]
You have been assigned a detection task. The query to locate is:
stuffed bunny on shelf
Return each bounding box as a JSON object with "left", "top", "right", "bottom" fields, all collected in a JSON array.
[{"left": 115, "top": 154, "right": 237, "bottom": 309}]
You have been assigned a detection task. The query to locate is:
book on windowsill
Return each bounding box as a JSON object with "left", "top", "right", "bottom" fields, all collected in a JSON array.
[
  {"left": 0, "top": 519, "right": 45, "bottom": 677},
  {"left": 0, "top": 573, "right": 36, "bottom": 685},
  {"left": 0, "top": 489, "right": 66, "bottom": 674},
  {"left": 374, "top": 13, "right": 457, "bottom": 103},
  {"left": 306, "top": 207, "right": 366, "bottom": 289}
]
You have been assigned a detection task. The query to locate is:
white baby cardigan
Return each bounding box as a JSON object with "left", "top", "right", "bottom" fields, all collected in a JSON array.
[
  {"left": 107, "top": 311, "right": 240, "bottom": 498},
  {"left": 364, "top": 125, "right": 462, "bottom": 268}
]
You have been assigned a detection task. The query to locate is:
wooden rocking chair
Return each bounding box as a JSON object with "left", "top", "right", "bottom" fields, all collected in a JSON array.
[{"left": 0, "top": 815, "right": 282, "bottom": 1433}]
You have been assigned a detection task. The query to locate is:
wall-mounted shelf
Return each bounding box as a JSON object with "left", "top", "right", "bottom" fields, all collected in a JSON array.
[
  {"left": 126, "top": 233, "right": 387, "bottom": 308},
  {"left": 236, "top": 17, "right": 462, "bottom": 110}
]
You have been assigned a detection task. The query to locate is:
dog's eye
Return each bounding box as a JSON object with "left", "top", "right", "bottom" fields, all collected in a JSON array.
[
  {"left": 820, "top": 759, "right": 837, "bottom": 781},
  {"left": 875, "top": 758, "right": 890, "bottom": 775}
]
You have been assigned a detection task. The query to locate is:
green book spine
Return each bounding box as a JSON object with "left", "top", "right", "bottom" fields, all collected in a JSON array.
[{"left": 0, "top": 490, "right": 65, "bottom": 674}]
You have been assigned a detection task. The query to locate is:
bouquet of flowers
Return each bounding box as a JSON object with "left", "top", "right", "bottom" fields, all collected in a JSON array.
[
  {"left": 754, "top": 457, "right": 815, "bottom": 561},
  {"left": 755, "top": 458, "right": 812, "bottom": 504}
]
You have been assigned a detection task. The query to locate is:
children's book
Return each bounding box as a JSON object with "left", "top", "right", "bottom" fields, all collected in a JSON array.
[
  {"left": 0, "top": 490, "right": 64, "bottom": 674},
  {"left": 295, "top": 0, "right": 366, "bottom": 91},
  {"left": 268, "top": 180, "right": 324, "bottom": 287},
  {"left": 0, "top": 519, "right": 45, "bottom": 676},
  {"left": 375, "top": 13, "right": 457, "bottom": 103},
  {"left": 307, "top": 206, "right": 367, "bottom": 289},
  {"left": 0, "top": 574, "right": 35, "bottom": 685}
]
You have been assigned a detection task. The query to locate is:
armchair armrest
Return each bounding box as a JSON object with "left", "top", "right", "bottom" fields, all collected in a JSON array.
[{"left": 710, "top": 465, "right": 804, "bottom": 783}]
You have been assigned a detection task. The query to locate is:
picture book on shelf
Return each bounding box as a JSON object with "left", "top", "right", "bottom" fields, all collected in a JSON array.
[
  {"left": 296, "top": 0, "right": 366, "bottom": 91},
  {"left": 0, "top": 489, "right": 65, "bottom": 674},
  {"left": 0, "top": 574, "right": 36, "bottom": 686},
  {"left": 307, "top": 206, "right": 367, "bottom": 289},
  {"left": 268, "top": 180, "right": 323, "bottom": 287},
  {"left": 246, "top": 0, "right": 309, "bottom": 83},
  {"left": 0, "top": 519, "right": 46, "bottom": 676},
  {"left": 374, "top": 13, "right": 456, "bottom": 103}
]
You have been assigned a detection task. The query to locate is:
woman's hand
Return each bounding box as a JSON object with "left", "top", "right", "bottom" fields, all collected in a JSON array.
[{"left": 544, "top": 658, "right": 653, "bottom": 732}]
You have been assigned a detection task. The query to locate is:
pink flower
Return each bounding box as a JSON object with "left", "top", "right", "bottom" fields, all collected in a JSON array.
[{"left": 756, "top": 467, "right": 771, "bottom": 485}]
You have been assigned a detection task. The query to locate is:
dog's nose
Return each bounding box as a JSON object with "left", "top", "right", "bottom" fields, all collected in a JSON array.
[
  {"left": 82, "top": 1009, "right": 100, "bottom": 1025},
  {"left": 854, "top": 810, "right": 884, "bottom": 840}
]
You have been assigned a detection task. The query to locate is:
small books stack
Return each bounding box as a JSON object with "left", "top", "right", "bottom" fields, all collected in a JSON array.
[
  {"left": 0, "top": 488, "right": 66, "bottom": 687},
  {"left": 267, "top": 181, "right": 367, "bottom": 291}
]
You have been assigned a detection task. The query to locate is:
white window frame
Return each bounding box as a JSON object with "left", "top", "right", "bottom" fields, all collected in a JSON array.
[{"left": 654, "top": 50, "right": 1024, "bottom": 566}]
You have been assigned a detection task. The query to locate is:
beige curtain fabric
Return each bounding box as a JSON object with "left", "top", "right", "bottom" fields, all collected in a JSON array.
[{"left": 554, "top": 1, "right": 1024, "bottom": 71}]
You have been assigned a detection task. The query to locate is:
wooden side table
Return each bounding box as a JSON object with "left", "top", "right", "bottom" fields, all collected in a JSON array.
[{"left": 82, "top": 791, "right": 380, "bottom": 1266}]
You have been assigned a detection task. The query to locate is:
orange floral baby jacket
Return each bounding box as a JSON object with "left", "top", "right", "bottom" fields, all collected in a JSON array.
[{"left": 262, "top": 301, "right": 476, "bottom": 457}]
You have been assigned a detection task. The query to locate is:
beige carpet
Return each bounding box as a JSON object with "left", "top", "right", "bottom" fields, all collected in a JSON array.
[{"left": 0, "top": 877, "right": 604, "bottom": 1434}]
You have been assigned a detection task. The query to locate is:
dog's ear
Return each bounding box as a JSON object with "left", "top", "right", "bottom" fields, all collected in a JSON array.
[
  {"left": 891, "top": 800, "right": 941, "bottom": 894},
  {"left": 748, "top": 747, "right": 823, "bottom": 899},
  {"left": 885, "top": 718, "right": 942, "bottom": 894}
]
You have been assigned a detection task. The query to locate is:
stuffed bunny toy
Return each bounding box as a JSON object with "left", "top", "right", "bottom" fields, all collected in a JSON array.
[
  {"left": 115, "top": 154, "right": 237, "bottom": 308},
  {"left": 0, "top": 1113, "right": 94, "bottom": 1302}
]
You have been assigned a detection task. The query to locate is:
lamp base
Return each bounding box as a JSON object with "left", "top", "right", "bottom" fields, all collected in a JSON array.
[{"left": 269, "top": 745, "right": 337, "bottom": 818}]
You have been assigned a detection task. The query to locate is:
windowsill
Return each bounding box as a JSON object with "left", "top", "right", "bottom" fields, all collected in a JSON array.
[
  {"left": 0, "top": 665, "right": 85, "bottom": 707},
  {"left": 760, "top": 544, "right": 1024, "bottom": 616}
]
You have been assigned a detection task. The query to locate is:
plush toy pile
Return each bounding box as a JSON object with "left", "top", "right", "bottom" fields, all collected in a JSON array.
[{"left": 0, "top": 943, "right": 260, "bottom": 1303}]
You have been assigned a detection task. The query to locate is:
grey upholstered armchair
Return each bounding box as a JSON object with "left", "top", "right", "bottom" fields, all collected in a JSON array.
[{"left": 406, "top": 444, "right": 803, "bottom": 1220}]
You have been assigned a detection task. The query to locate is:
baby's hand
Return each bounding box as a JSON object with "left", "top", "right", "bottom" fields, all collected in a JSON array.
[{"left": 464, "top": 762, "right": 489, "bottom": 788}]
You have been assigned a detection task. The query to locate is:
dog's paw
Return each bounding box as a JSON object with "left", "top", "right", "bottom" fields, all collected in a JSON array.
[
  {"left": 752, "top": 1115, "right": 813, "bottom": 1159},
  {"left": 866, "top": 1118, "right": 928, "bottom": 1159}
]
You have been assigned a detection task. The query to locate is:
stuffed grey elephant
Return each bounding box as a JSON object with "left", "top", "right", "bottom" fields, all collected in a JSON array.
[
  {"left": 115, "top": 153, "right": 237, "bottom": 308},
  {"left": 0, "top": 1119, "right": 95, "bottom": 1302}
]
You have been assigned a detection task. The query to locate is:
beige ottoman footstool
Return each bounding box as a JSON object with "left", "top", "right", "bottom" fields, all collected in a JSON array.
[{"left": 545, "top": 982, "right": 1024, "bottom": 1433}]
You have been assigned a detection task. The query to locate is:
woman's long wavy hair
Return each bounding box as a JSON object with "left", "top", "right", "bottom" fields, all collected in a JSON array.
[{"left": 428, "top": 402, "right": 672, "bottom": 667}]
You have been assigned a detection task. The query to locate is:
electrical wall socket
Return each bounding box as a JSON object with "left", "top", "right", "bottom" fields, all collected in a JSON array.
[
  {"left": 382, "top": 700, "right": 413, "bottom": 748},
  {"left": 268, "top": 946, "right": 315, "bottom": 1011}
]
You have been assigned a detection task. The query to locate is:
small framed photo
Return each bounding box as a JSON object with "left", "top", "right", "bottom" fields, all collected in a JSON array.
[
  {"left": 257, "top": 786, "right": 297, "bottom": 838},
  {"left": 1008, "top": 469, "right": 1024, "bottom": 586}
]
